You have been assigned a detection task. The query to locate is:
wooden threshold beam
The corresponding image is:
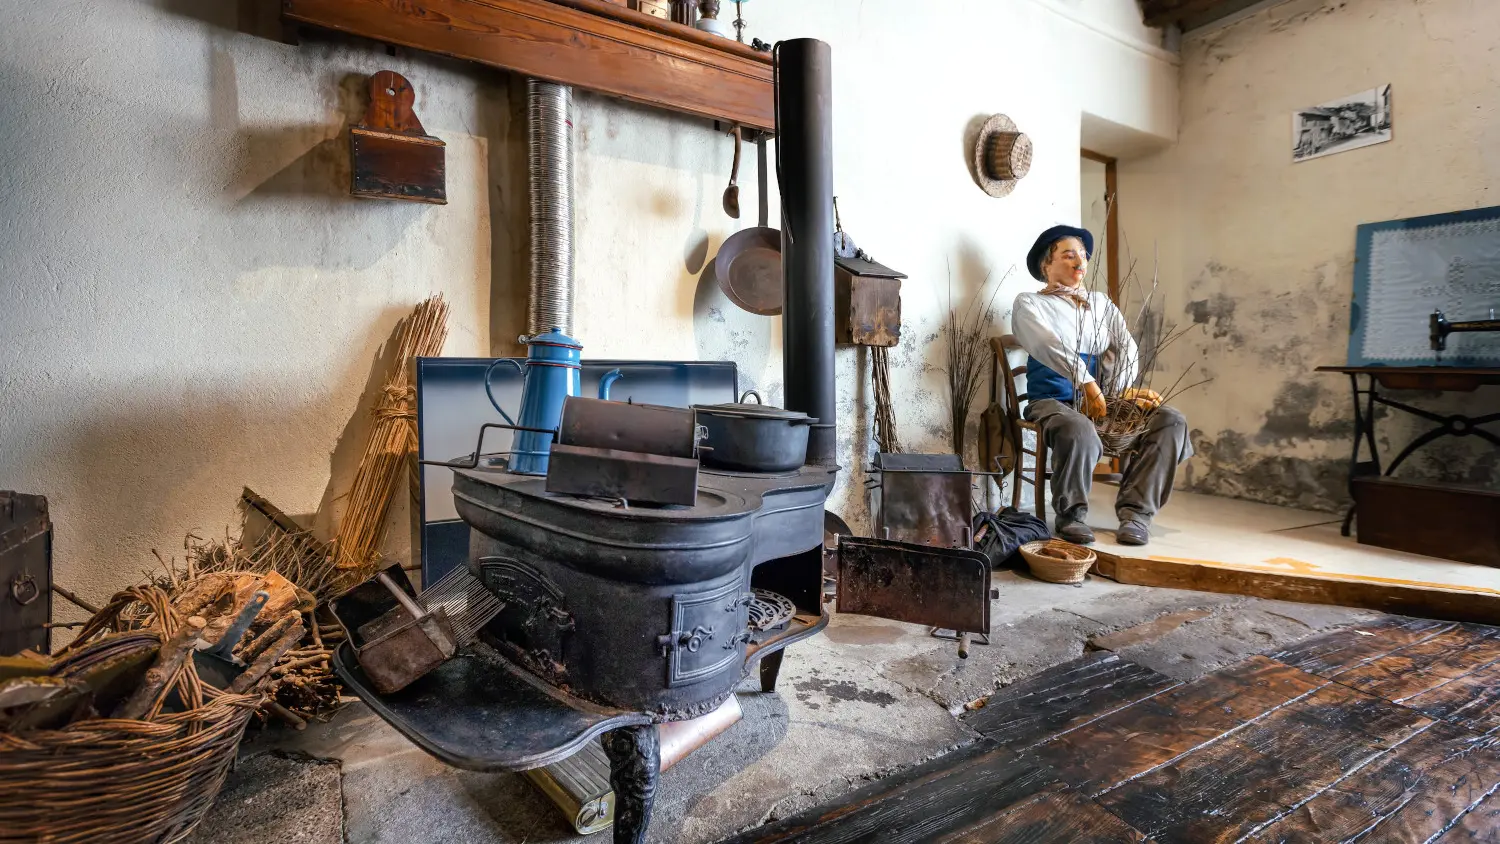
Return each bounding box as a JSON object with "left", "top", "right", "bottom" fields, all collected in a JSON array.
[
  {"left": 283, "top": 0, "right": 775, "bottom": 131},
  {"left": 1092, "top": 549, "right": 1500, "bottom": 625}
]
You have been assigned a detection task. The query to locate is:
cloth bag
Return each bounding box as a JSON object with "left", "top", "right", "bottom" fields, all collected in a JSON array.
[{"left": 972, "top": 508, "right": 1051, "bottom": 569}]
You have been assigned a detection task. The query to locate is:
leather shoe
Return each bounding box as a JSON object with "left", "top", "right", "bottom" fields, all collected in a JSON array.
[
  {"left": 1116, "top": 519, "right": 1150, "bottom": 546},
  {"left": 1055, "top": 518, "right": 1095, "bottom": 545}
]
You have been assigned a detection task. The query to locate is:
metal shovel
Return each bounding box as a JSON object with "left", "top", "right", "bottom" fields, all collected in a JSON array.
[{"left": 193, "top": 591, "right": 269, "bottom": 690}]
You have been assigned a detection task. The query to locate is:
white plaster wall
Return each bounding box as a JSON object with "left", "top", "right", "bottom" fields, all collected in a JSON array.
[
  {"left": 1119, "top": 0, "right": 1500, "bottom": 511},
  {"left": 0, "top": 0, "right": 496, "bottom": 616},
  {"left": 570, "top": 0, "right": 1175, "bottom": 527},
  {"left": 1, "top": 0, "right": 1172, "bottom": 614}
]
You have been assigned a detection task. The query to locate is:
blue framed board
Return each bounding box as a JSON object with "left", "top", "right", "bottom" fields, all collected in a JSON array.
[{"left": 1350, "top": 204, "right": 1500, "bottom": 367}]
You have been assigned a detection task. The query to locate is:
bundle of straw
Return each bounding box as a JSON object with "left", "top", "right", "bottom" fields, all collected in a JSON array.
[
  {"left": 333, "top": 296, "right": 450, "bottom": 574},
  {"left": 941, "top": 264, "right": 1006, "bottom": 461}
]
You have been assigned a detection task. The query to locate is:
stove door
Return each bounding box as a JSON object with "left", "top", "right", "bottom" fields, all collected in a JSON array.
[
  {"left": 835, "top": 536, "right": 991, "bottom": 635},
  {"left": 660, "top": 578, "right": 749, "bottom": 688}
]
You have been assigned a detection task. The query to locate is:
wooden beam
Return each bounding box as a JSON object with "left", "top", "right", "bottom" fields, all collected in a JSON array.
[
  {"left": 1092, "top": 549, "right": 1500, "bottom": 625},
  {"left": 283, "top": 0, "right": 776, "bottom": 131},
  {"left": 1139, "top": 0, "right": 1236, "bottom": 27}
]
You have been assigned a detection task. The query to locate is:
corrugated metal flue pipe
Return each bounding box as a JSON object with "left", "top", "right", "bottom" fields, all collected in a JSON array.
[{"left": 527, "top": 79, "right": 574, "bottom": 337}]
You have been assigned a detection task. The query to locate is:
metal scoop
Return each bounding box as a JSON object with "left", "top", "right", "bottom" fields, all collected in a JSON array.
[{"left": 193, "top": 591, "right": 269, "bottom": 689}]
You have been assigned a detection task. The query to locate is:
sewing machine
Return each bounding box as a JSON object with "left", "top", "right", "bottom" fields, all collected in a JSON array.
[{"left": 1430, "top": 309, "right": 1500, "bottom": 360}]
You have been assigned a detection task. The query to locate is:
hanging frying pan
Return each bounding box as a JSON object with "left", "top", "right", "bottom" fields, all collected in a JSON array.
[{"left": 714, "top": 134, "right": 783, "bottom": 316}]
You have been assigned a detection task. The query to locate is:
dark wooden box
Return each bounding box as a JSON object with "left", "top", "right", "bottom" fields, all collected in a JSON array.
[
  {"left": 350, "top": 127, "right": 447, "bottom": 205},
  {"left": 1353, "top": 476, "right": 1500, "bottom": 567},
  {"left": 834, "top": 257, "right": 903, "bottom": 347},
  {"left": 1, "top": 491, "right": 52, "bottom": 655}
]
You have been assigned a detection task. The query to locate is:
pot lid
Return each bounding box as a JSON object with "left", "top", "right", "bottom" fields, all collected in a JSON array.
[
  {"left": 522, "top": 327, "right": 581, "bottom": 349},
  {"left": 692, "top": 390, "right": 814, "bottom": 421}
]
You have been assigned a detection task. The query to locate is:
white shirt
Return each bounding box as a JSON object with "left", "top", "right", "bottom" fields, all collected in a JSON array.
[{"left": 1011, "top": 290, "right": 1139, "bottom": 392}]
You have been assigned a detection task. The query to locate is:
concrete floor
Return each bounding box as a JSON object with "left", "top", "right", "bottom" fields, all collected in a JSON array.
[{"left": 192, "top": 571, "right": 1379, "bottom": 844}]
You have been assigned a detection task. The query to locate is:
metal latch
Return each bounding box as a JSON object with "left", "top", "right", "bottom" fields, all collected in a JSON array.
[{"left": 657, "top": 625, "right": 714, "bottom": 656}]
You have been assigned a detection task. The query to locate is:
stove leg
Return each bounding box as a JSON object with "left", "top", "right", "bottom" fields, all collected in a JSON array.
[
  {"left": 602, "top": 724, "right": 659, "bottom": 844},
  {"left": 759, "top": 649, "right": 785, "bottom": 693}
]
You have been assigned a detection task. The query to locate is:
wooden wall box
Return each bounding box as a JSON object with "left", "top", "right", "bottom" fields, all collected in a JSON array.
[
  {"left": 350, "top": 70, "right": 447, "bottom": 204},
  {"left": 834, "top": 256, "right": 905, "bottom": 347},
  {"left": 1352, "top": 475, "right": 1500, "bottom": 567},
  {"left": 1, "top": 491, "right": 51, "bottom": 656}
]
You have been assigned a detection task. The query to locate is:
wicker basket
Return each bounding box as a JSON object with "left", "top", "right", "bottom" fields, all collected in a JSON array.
[
  {"left": 1019, "top": 539, "right": 1098, "bottom": 584},
  {"left": 0, "top": 694, "right": 260, "bottom": 844}
]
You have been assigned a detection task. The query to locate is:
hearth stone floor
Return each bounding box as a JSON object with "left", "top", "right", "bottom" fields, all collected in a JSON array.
[{"left": 192, "top": 567, "right": 1385, "bottom": 844}]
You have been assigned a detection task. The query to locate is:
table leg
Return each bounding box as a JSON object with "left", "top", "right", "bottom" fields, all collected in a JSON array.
[
  {"left": 1342, "top": 373, "right": 1373, "bottom": 537},
  {"left": 603, "top": 724, "right": 660, "bottom": 844},
  {"left": 759, "top": 649, "right": 785, "bottom": 693}
]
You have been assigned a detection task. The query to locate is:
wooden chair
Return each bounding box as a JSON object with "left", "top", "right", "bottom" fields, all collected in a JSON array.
[
  {"left": 987, "top": 336, "right": 1128, "bottom": 523},
  {"left": 989, "top": 335, "right": 1051, "bottom": 520}
]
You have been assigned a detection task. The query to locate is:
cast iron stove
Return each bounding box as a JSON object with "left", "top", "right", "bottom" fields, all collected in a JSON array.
[{"left": 333, "top": 459, "right": 835, "bottom": 843}]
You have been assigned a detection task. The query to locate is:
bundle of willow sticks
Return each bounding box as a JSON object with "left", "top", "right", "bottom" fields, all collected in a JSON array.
[{"left": 333, "top": 295, "right": 450, "bottom": 576}]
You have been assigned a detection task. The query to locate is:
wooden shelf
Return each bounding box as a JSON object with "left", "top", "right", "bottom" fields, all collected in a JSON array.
[{"left": 283, "top": 0, "right": 775, "bottom": 131}]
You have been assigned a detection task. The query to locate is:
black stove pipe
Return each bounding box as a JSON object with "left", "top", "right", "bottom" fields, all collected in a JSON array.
[{"left": 775, "top": 38, "right": 837, "bottom": 469}]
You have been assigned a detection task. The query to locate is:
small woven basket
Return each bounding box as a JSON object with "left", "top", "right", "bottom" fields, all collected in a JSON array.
[
  {"left": 1020, "top": 539, "right": 1098, "bottom": 584},
  {"left": 1095, "top": 398, "right": 1153, "bottom": 459}
]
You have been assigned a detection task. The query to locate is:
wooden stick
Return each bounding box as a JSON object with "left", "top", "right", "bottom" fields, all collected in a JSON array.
[
  {"left": 51, "top": 585, "right": 100, "bottom": 615},
  {"left": 240, "top": 615, "right": 299, "bottom": 664},
  {"left": 114, "top": 622, "right": 201, "bottom": 720},
  {"left": 265, "top": 699, "right": 308, "bottom": 730},
  {"left": 231, "top": 620, "right": 305, "bottom": 694},
  {"left": 274, "top": 654, "right": 330, "bottom": 674}
]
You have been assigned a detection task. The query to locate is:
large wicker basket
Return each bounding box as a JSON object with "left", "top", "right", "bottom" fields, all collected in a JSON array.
[
  {"left": 1019, "top": 539, "right": 1097, "bottom": 584},
  {"left": 0, "top": 693, "right": 260, "bottom": 843}
]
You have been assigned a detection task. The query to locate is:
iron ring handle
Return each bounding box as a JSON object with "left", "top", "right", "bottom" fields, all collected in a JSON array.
[
  {"left": 483, "top": 359, "right": 525, "bottom": 425},
  {"left": 10, "top": 573, "right": 38, "bottom": 606},
  {"left": 738, "top": 389, "right": 763, "bottom": 404}
]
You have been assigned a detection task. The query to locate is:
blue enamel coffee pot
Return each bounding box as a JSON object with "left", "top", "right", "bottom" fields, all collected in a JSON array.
[{"left": 485, "top": 328, "right": 622, "bottom": 475}]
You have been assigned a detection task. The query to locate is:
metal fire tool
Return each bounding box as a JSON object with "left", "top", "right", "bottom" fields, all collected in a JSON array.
[
  {"left": 330, "top": 564, "right": 503, "bottom": 695},
  {"left": 192, "top": 591, "right": 268, "bottom": 689}
]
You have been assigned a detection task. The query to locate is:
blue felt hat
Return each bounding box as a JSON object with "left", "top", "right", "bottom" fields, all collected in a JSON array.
[{"left": 1027, "top": 225, "right": 1094, "bottom": 281}]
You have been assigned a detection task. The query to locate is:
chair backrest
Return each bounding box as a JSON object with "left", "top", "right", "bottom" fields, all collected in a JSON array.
[{"left": 989, "top": 335, "right": 1029, "bottom": 425}]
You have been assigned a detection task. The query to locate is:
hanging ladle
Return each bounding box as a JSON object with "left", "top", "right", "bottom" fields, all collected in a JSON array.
[{"left": 722, "top": 125, "right": 742, "bottom": 219}]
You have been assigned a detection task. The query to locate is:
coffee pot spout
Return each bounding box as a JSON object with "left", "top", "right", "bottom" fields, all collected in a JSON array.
[{"left": 599, "top": 369, "right": 624, "bottom": 400}]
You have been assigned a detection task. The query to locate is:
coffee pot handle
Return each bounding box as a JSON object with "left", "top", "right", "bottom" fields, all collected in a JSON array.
[{"left": 483, "top": 359, "right": 525, "bottom": 426}]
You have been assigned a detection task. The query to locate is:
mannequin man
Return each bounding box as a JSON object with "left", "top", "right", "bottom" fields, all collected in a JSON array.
[{"left": 1010, "top": 225, "right": 1192, "bottom": 546}]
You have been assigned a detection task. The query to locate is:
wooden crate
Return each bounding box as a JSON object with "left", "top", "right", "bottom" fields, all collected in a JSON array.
[{"left": 1353, "top": 475, "right": 1500, "bottom": 567}]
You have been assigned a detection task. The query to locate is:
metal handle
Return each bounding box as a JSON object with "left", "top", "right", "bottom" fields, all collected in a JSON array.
[
  {"left": 377, "top": 571, "right": 426, "bottom": 620},
  {"left": 483, "top": 359, "right": 525, "bottom": 426},
  {"left": 419, "top": 422, "right": 560, "bottom": 469},
  {"left": 202, "top": 591, "right": 269, "bottom": 657},
  {"left": 738, "top": 389, "right": 763, "bottom": 405}
]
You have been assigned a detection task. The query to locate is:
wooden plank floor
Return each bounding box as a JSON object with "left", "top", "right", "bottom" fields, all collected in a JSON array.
[{"left": 718, "top": 617, "right": 1500, "bottom": 843}]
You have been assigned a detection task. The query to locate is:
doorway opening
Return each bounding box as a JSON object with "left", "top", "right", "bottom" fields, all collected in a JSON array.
[{"left": 1080, "top": 150, "right": 1119, "bottom": 304}]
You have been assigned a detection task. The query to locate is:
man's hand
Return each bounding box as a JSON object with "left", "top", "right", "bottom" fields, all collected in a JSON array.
[
  {"left": 1120, "top": 387, "right": 1163, "bottom": 411},
  {"left": 1081, "top": 382, "right": 1107, "bottom": 421}
]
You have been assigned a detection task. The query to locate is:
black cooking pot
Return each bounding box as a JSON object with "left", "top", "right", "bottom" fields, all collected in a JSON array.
[{"left": 692, "top": 391, "right": 817, "bottom": 473}]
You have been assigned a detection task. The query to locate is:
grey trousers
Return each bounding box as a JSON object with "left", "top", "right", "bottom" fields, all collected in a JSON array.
[{"left": 1023, "top": 398, "right": 1194, "bottom": 524}]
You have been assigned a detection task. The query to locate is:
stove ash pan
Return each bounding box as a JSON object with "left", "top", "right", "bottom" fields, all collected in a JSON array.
[{"left": 468, "top": 531, "right": 753, "bottom": 719}]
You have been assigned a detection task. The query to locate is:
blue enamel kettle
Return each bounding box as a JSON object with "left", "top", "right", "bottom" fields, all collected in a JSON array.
[{"left": 485, "top": 328, "right": 622, "bottom": 475}]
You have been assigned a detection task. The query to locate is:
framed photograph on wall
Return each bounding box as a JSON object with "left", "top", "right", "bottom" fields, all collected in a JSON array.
[{"left": 1293, "top": 85, "right": 1392, "bottom": 163}]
